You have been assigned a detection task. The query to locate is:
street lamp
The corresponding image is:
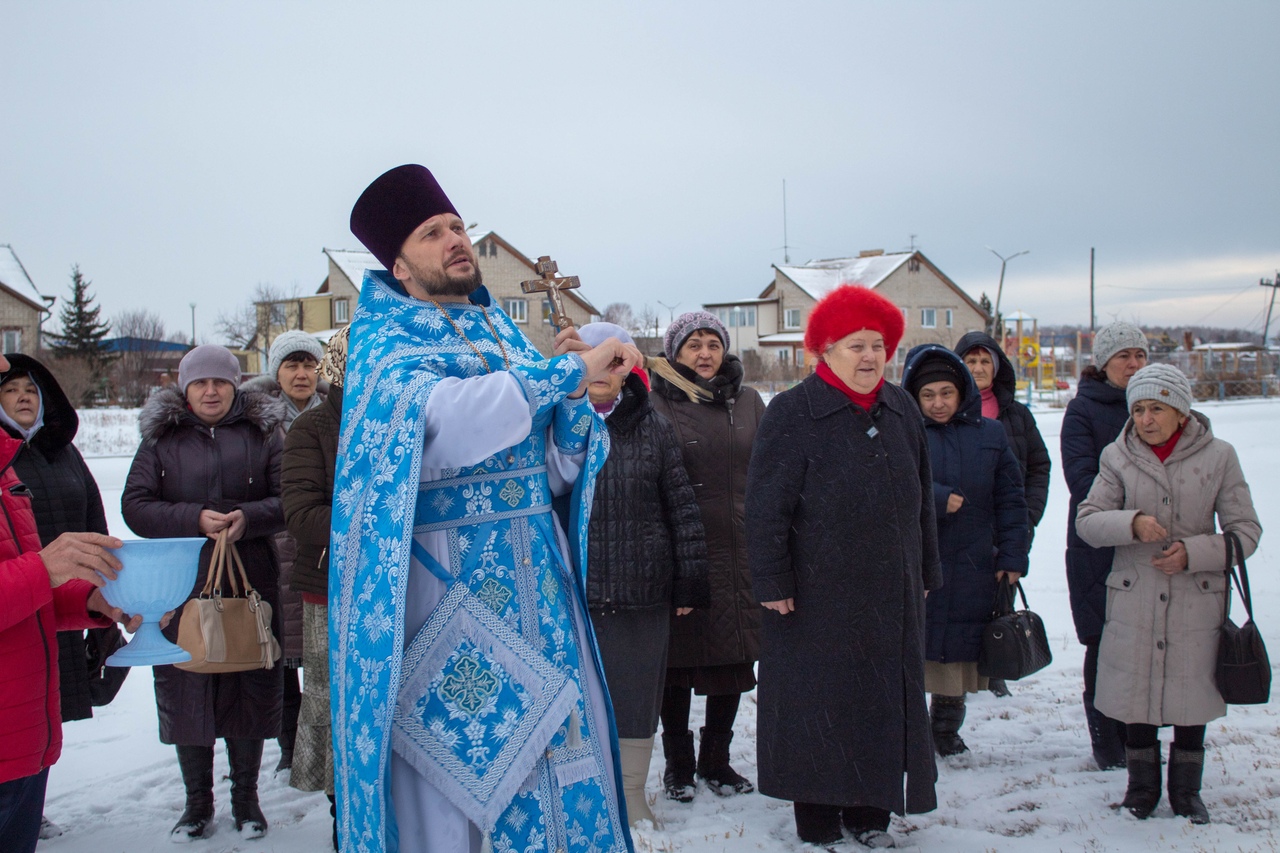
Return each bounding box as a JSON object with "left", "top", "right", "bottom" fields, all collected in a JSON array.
[
  {"left": 190, "top": 303, "right": 196, "bottom": 347},
  {"left": 987, "top": 247, "right": 1029, "bottom": 339}
]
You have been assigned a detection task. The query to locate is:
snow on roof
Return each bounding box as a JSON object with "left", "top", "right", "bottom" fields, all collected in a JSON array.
[
  {"left": 704, "top": 297, "right": 777, "bottom": 306},
  {"left": 0, "top": 245, "right": 51, "bottom": 310},
  {"left": 1193, "top": 342, "right": 1266, "bottom": 352},
  {"left": 759, "top": 332, "right": 806, "bottom": 344},
  {"left": 323, "top": 248, "right": 383, "bottom": 291},
  {"left": 775, "top": 252, "right": 913, "bottom": 301}
]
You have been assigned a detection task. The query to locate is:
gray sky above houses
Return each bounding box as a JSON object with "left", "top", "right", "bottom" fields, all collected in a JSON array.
[{"left": 2, "top": 1, "right": 1278, "bottom": 343}]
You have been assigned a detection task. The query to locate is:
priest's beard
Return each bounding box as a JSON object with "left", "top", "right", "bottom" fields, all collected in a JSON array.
[{"left": 400, "top": 256, "right": 483, "bottom": 299}]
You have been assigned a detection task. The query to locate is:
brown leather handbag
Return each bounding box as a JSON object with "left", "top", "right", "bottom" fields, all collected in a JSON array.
[{"left": 176, "top": 530, "right": 281, "bottom": 673}]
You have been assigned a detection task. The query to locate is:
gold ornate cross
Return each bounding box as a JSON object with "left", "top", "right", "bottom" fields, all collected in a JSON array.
[{"left": 520, "top": 256, "right": 580, "bottom": 332}]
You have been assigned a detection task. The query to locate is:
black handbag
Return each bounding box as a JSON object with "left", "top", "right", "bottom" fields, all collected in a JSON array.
[
  {"left": 977, "top": 578, "right": 1052, "bottom": 680},
  {"left": 84, "top": 626, "right": 130, "bottom": 707},
  {"left": 1216, "top": 531, "right": 1270, "bottom": 705}
]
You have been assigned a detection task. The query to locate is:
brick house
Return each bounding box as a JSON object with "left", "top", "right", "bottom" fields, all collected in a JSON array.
[
  {"left": 705, "top": 250, "right": 988, "bottom": 380},
  {"left": 0, "top": 245, "right": 54, "bottom": 354},
  {"left": 250, "top": 232, "right": 600, "bottom": 371}
]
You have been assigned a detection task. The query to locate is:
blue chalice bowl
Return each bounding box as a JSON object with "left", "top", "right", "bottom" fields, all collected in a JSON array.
[{"left": 100, "top": 537, "right": 206, "bottom": 667}]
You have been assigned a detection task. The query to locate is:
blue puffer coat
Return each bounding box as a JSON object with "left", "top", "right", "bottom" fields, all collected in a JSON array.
[
  {"left": 903, "top": 345, "right": 1029, "bottom": 664},
  {"left": 1060, "top": 372, "right": 1129, "bottom": 643}
]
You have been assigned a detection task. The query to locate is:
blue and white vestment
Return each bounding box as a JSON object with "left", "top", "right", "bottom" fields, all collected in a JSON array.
[{"left": 331, "top": 271, "right": 631, "bottom": 853}]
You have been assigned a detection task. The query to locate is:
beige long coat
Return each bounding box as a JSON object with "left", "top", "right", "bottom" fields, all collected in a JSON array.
[{"left": 1076, "top": 411, "right": 1261, "bottom": 726}]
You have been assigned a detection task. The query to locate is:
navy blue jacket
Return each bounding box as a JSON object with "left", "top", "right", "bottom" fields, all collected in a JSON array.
[
  {"left": 903, "top": 345, "right": 1028, "bottom": 664},
  {"left": 953, "top": 331, "right": 1051, "bottom": 530},
  {"left": 1060, "top": 372, "right": 1129, "bottom": 643}
]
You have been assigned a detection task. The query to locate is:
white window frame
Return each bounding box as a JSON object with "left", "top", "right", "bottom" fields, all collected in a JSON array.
[
  {"left": 945, "top": 309, "right": 954, "bottom": 328},
  {"left": 504, "top": 299, "right": 528, "bottom": 324},
  {"left": 777, "top": 347, "right": 791, "bottom": 363},
  {"left": 333, "top": 298, "right": 349, "bottom": 325},
  {"left": 1, "top": 329, "right": 19, "bottom": 353},
  {"left": 920, "top": 308, "right": 937, "bottom": 329},
  {"left": 784, "top": 308, "right": 801, "bottom": 329}
]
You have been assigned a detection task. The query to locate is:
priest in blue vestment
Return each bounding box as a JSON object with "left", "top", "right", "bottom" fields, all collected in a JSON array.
[{"left": 332, "top": 164, "right": 642, "bottom": 853}]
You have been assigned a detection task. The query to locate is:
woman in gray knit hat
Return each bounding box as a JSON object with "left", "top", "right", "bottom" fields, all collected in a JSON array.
[
  {"left": 1076, "top": 364, "right": 1261, "bottom": 825},
  {"left": 650, "top": 311, "right": 765, "bottom": 803},
  {"left": 1060, "top": 321, "right": 1149, "bottom": 770}
]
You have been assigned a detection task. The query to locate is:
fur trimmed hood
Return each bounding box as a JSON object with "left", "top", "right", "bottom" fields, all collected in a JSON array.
[{"left": 138, "top": 385, "right": 286, "bottom": 444}]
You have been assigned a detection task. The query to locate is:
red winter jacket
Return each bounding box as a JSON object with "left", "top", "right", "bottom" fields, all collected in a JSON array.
[{"left": 0, "top": 431, "right": 108, "bottom": 785}]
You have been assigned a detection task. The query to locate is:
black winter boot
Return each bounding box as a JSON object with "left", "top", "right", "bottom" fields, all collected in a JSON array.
[
  {"left": 171, "top": 745, "right": 215, "bottom": 842},
  {"left": 661, "top": 730, "right": 696, "bottom": 802},
  {"left": 930, "top": 695, "right": 968, "bottom": 757},
  {"left": 1168, "top": 746, "right": 1210, "bottom": 824},
  {"left": 1083, "top": 693, "right": 1127, "bottom": 770},
  {"left": 793, "top": 802, "right": 842, "bottom": 845},
  {"left": 226, "top": 738, "right": 269, "bottom": 838},
  {"left": 276, "top": 729, "right": 295, "bottom": 774},
  {"left": 696, "top": 727, "right": 754, "bottom": 796},
  {"left": 988, "top": 678, "right": 1012, "bottom": 698},
  {"left": 1120, "top": 745, "right": 1162, "bottom": 819}
]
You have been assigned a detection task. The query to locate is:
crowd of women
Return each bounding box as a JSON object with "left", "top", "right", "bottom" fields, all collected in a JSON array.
[{"left": 1, "top": 284, "right": 1261, "bottom": 851}]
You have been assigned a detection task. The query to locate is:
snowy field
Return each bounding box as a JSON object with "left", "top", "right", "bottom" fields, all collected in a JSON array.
[{"left": 40, "top": 400, "right": 1280, "bottom": 852}]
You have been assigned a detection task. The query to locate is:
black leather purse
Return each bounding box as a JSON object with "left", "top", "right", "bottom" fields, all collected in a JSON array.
[
  {"left": 1216, "top": 531, "right": 1270, "bottom": 705},
  {"left": 977, "top": 578, "right": 1052, "bottom": 681}
]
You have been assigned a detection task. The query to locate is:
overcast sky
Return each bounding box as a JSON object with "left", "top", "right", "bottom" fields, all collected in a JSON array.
[{"left": 3, "top": 1, "right": 1278, "bottom": 343}]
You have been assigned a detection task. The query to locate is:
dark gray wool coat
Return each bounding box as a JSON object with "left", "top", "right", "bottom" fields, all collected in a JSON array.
[
  {"left": 650, "top": 354, "right": 764, "bottom": 671},
  {"left": 122, "top": 386, "right": 286, "bottom": 746},
  {"left": 746, "top": 373, "right": 941, "bottom": 815}
]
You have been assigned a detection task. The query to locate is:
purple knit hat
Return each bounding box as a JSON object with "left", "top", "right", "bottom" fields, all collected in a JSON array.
[
  {"left": 664, "top": 311, "right": 730, "bottom": 360},
  {"left": 350, "top": 165, "right": 460, "bottom": 270}
]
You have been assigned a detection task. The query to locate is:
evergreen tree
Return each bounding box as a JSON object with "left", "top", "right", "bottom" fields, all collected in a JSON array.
[
  {"left": 46, "top": 265, "right": 114, "bottom": 405},
  {"left": 980, "top": 292, "right": 1003, "bottom": 340},
  {"left": 47, "top": 265, "right": 112, "bottom": 359}
]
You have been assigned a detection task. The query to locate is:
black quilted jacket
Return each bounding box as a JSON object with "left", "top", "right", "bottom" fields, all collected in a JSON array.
[
  {"left": 1, "top": 354, "right": 112, "bottom": 722},
  {"left": 587, "top": 373, "right": 710, "bottom": 611}
]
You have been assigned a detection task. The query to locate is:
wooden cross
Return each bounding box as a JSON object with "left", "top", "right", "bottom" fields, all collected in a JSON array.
[{"left": 520, "top": 256, "right": 580, "bottom": 332}]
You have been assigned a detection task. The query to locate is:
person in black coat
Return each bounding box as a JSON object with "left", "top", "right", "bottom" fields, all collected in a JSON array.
[
  {"left": 953, "top": 331, "right": 1051, "bottom": 698},
  {"left": 1060, "top": 321, "right": 1148, "bottom": 770},
  {"left": 122, "top": 345, "right": 285, "bottom": 841},
  {"left": 747, "top": 286, "right": 940, "bottom": 849},
  {"left": 902, "top": 345, "right": 1027, "bottom": 757},
  {"left": 0, "top": 354, "right": 122, "bottom": 840},
  {"left": 577, "top": 322, "right": 710, "bottom": 828}
]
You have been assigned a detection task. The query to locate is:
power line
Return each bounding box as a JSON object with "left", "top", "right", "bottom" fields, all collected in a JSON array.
[{"left": 1099, "top": 283, "right": 1252, "bottom": 293}]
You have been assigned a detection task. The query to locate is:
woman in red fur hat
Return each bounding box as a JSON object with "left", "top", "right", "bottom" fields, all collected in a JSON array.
[{"left": 745, "top": 285, "right": 940, "bottom": 849}]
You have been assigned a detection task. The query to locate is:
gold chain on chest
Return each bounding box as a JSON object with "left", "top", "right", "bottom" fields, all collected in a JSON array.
[{"left": 430, "top": 300, "right": 511, "bottom": 372}]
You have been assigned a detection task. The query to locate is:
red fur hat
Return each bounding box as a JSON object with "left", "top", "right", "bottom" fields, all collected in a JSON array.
[{"left": 804, "top": 285, "right": 905, "bottom": 358}]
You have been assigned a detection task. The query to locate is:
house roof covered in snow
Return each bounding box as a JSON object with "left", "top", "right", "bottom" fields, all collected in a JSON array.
[
  {"left": 322, "top": 248, "right": 383, "bottom": 292},
  {"left": 771, "top": 252, "right": 915, "bottom": 301},
  {"left": 0, "top": 245, "right": 52, "bottom": 312}
]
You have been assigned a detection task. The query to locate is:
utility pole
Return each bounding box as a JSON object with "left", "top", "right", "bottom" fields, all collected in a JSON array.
[
  {"left": 987, "top": 246, "right": 1029, "bottom": 338},
  {"left": 1090, "top": 248, "right": 1096, "bottom": 333},
  {"left": 1261, "top": 274, "right": 1278, "bottom": 348},
  {"left": 656, "top": 301, "right": 679, "bottom": 326},
  {"left": 782, "top": 179, "right": 791, "bottom": 264},
  {"left": 190, "top": 302, "right": 197, "bottom": 347}
]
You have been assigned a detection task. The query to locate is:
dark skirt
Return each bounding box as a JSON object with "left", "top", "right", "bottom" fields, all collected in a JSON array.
[
  {"left": 665, "top": 661, "right": 757, "bottom": 696},
  {"left": 592, "top": 605, "right": 671, "bottom": 738},
  {"left": 154, "top": 664, "right": 284, "bottom": 746}
]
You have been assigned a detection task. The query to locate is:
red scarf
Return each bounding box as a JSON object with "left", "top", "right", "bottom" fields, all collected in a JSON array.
[
  {"left": 817, "top": 362, "right": 883, "bottom": 410},
  {"left": 1148, "top": 423, "right": 1186, "bottom": 463}
]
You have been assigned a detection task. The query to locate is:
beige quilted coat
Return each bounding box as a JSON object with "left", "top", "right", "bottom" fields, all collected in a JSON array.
[{"left": 1076, "top": 411, "right": 1261, "bottom": 726}]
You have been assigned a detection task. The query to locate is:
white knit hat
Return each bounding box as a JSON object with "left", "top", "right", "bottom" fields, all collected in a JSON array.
[
  {"left": 268, "top": 330, "right": 324, "bottom": 381},
  {"left": 1092, "top": 321, "right": 1148, "bottom": 371},
  {"left": 1126, "top": 363, "right": 1193, "bottom": 416}
]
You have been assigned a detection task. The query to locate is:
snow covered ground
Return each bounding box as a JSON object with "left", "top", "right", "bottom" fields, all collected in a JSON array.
[{"left": 39, "top": 401, "right": 1280, "bottom": 852}]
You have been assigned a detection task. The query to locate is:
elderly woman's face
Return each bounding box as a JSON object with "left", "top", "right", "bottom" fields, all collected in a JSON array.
[
  {"left": 186, "top": 378, "right": 235, "bottom": 426},
  {"left": 676, "top": 330, "right": 724, "bottom": 379},
  {"left": 823, "top": 330, "right": 887, "bottom": 393},
  {"left": 1132, "top": 399, "right": 1186, "bottom": 446},
  {"left": 962, "top": 348, "right": 995, "bottom": 391},
  {"left": 1104, "top": 347, "right": 1147, "bottom": 388},
  {"left": 0, "top": 376, "right": 40, "bottom": 429}
]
